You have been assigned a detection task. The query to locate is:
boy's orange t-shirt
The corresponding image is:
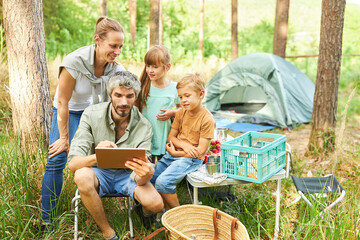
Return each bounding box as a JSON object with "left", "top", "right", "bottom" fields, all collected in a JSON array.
[{"left": 171, "top": 107, "right": 215, "bottom": 148}]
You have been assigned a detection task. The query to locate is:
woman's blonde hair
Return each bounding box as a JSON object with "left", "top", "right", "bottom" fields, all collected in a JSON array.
[
  {"left": 136, "top": 45, "right": 171, "bottom": 112},
  {"left": 177, "top": 72, "right": 205, "bottom": 92},
  {"left": 95, "top": 16, "right": 124, "bottom": 39}
]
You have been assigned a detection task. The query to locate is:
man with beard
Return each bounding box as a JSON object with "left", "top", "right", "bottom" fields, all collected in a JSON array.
[{"left": 68, "top": 71, "right": 163, "bottom": 240}]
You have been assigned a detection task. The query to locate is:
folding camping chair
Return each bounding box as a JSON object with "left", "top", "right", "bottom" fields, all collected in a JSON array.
[
  {"left": 71, "top": 189, "right": 134, "bottom": 240},
  {"left": 291, "top": 174, "right": 345, "bottom": 217}
]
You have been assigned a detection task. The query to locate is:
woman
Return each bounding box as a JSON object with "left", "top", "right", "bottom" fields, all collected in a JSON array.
[{"left": 41, "top": 16, "right": 125, "bottom": 227}]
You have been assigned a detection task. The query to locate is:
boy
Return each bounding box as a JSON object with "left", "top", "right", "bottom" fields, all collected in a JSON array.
[{"left": 151, "top": 73, "right": 215, "bottom": 209}]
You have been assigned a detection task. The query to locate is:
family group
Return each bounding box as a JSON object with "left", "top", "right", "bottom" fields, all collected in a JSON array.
[{"left": 40, "top": 16, "right": 215, "bottom": 239}]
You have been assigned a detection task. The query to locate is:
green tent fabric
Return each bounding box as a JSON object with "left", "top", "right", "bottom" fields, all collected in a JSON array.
[{"left": 203, "top": 53, "right": 315, "bottom": 128}]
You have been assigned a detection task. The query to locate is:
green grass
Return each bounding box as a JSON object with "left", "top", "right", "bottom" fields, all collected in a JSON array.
[
  {"left": 1, "top": 129, "right": 359, "bottom": 239},
  {"left": 0, "top": 133, "right": 153, "bottom": 239}
]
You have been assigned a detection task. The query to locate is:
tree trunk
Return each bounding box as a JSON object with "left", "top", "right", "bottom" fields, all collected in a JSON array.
[
  {"left": 199, "top": 0, "right": 204, "bottom": 60},
  {"left": 3, "top": 0, "right": 52, "bottom": 149},
  {"left": 273, "top": 0, "right": 289, "bottom": 58},
  {"left": 307, "top": 0, "right": 346, "bottom": 154},
  {"left": 149, "top": 0, "right": 160, "bottom": 47},
  {"left": 231, "top": 0, "right": 238, "bottom": 60},
  {"left": 100, "top": 0, "right": 107, "bottom": 16},
  {"left": 129, "top": 0, "right": 137, "bottom": 47},
  {"left": 159, "top": 0, "right": 163, "bottom": 45}
]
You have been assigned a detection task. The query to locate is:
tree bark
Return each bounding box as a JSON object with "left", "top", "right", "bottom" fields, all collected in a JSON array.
[
  {"left": 129, "top": 0, "right": 137, "bottom": 47},
  {"left": 307, "top": 0, "right": 346, "bottom": 154},
  {"left": 199, "top": 0, "right": 204, "bottom": 60},
  {"left": 231, "top": 0, "right": 238, "bottom": 60},
  {"left": 159, "top": 0, "right": 163, "bottom": 45},
  {"left": 3, "top": 0, "right": 52, "bottom": 149},
  {"left": 149, "top": 0, "right": 160, "bottom": 47},
  {"left": 100, "top": 0, "right": 107, "bottom": 16},
  {"left": 273, "top": 0, "right": 289, "bottom": 58}
]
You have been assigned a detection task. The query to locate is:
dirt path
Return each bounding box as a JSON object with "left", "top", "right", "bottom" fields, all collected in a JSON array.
[{"left": 284, "top": 124, "right": 360, "bottom": 176}]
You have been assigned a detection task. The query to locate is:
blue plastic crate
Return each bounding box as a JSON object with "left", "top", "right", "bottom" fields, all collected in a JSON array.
[{"left": 221, "top": 131, "right": 286, "bottom": 183}]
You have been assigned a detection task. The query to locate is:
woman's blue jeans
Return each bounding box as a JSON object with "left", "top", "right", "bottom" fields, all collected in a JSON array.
[{"left": 41, "top": 108, "right": 83, "bottom": 223}]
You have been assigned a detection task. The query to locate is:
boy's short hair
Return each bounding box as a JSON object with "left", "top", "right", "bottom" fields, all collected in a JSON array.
[{"left": 176, "top": 72, "right": 205, "bottom": 92}]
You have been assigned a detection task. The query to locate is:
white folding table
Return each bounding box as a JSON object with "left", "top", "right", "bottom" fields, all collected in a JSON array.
[{"left": 186, "top": 144, "right": 291, "bottom": 240}]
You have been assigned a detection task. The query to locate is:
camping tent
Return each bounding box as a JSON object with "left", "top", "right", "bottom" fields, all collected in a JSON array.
[{"left": 203, "top": 53, "right": 315, "bottom": 128}]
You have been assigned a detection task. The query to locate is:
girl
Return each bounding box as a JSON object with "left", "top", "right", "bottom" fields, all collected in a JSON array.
[
  {"left": 41, "top": 16, "right": 125, "bottom": 229},
  {"left": 136, "top": 45, "right": 180, "bottom": 162}
]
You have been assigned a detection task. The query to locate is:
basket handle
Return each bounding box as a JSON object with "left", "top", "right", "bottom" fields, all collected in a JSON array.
[
  {"left": 231, "top": 218, "right": 239, "bottom": 240},
  {"left": 213, "top": 208, "right": 219, "bottom": 240},
  {"left": 142, "top": 227, "right": 169, "bottom": 240},
  {"left": 213, "top": 208, "right": 239, "bottom": 240}
]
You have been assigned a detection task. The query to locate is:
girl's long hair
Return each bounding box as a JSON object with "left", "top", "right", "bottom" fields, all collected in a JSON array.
[{"left": 136, "top": 45, "right": 171, "bottom": 112}]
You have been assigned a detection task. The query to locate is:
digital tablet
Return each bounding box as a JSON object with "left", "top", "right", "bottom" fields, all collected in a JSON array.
[{"left": 95, "top": 147, "right": 146, "bottom": 168}]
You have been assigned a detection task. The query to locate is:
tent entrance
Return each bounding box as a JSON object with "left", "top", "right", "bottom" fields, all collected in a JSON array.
[
  {"left": 220, "top": 102, "right": 266, "bottom": 114},
  {"left": 219, "top": 86, "right": 267, "bottom": 114}
]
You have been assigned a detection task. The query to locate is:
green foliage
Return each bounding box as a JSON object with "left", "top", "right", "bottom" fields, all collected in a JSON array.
[
  {"left": 343, "top": 4, "right": 360, "bottom": 55},
  {"left": 43, "top": 0, "right": 97, "bottom": 58},
  {"left": 238, "top": 20, "right": 274, "bottom": 55},
  {"left": 41, "top": 0, "right": 360, "bottom": 79}
]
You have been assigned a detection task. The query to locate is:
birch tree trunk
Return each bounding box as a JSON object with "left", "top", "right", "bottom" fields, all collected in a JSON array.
[
  {"left": 3, "top": 0, "right": 52, "bottom": 149},
  {"left": 100, "top": 0, "right": 107, "bottom": 16},
  {"left": 273, "top": 0, "right": 289, "bottom": 58},
  {"left": 149, "top": 0, "right": 160, "bottom": 47},
  {"left": 129, "top": 0, "right": 137, "bottom": 47},
  {"left": 231, "top": 0, "right": 238, "bottom": 60},
  {"left": 159, "top": 0, "right": 163, "bottom": 45},
  {"left": 199, "top": 0, "right": 204, "bottom": 60},
  {"left": 307, "top": 0, "right": 346, "bottom": 153}
]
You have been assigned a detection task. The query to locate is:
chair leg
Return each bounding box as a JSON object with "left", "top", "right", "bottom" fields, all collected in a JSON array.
[
  {"left": 274, "top": 179, "right": 281, "bottom": 240},
  {"left": 127, "top": 196, "right": 134, "bottom": 238},
  {"left": 288, "top": 195, "right": 301, "bottom": 207},
  {"left": 71, "top": 189, "right": 81, "bottom": 240},
  {"left": 298, "top": 191, "right": 313, "bottom": 207},
  {"left": 193, "top": 187, "right": 199, "bottom": 205},
  {"left": 72, "top": 189, "right": 136, "bottom": 239},
  {"left": 285, "top": 143, "right": 292, "bottom": 178},
  {"left": 185, "top": 180, "right": 194, "bottom": 204},
  {"left": 319, "top": 190, "right": 346, "bottom": 217}
]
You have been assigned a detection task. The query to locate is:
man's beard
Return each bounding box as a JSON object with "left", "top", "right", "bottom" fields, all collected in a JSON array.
[{"left": 112, "top": 102, "right": 131, "bottom": 117}]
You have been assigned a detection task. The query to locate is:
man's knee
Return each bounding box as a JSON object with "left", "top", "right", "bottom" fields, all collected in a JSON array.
[
  {"left": 135, "top": 185, "right": 164, "bottom": 213},
  {"left": 146, "top": 193, "right": 164, "bottom": 213},
  {"left": 74, "top": 168, "right": 97, "bottom": 193},
  {"left": 144, "top": 193, "right": 164, "bottom": 213}
]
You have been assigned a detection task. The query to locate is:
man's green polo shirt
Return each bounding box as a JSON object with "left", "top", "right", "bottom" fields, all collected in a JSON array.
[{"left": 68, "top": 102, "right": 153, "bottom": 164}]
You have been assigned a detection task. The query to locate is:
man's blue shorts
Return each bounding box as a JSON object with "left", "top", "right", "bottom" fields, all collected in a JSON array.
[
  {"left": 150, "top": 151, "right": 203, "bottom": 194},
  {"left": 92, "top": 167, "right": 138, "bottom": 200}
]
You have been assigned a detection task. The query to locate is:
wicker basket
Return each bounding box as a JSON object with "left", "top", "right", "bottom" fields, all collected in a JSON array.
[{"left": 161, "top": 205, "right": 250, "bottom": 240}]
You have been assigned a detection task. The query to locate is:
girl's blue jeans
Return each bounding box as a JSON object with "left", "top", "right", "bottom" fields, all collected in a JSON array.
[{"left": 41, "top": 108, "right": 83, "bottom": 223}]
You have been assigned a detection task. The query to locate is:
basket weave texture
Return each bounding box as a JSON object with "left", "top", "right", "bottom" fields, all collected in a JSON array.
[{"left": 161, "top": 205, "right": 250, "bottom": 240}]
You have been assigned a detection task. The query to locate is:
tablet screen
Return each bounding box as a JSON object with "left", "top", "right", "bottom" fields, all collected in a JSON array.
[{"left": 95, "top": 147, "right": 146, "bottom": 168}]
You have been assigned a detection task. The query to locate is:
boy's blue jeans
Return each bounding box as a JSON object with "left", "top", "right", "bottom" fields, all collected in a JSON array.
[
  {"left": 151, "top": 151, "right": 203, "bottom": 194},
  {"left": 41, "top": 108, "right": 83, "bottom": 223}
]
